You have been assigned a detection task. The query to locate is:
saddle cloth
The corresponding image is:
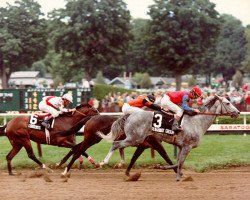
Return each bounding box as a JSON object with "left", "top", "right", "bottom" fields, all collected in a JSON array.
[
  {"left": 151, "top": 111, "right": 175, "bottom": 135},
  {"left": 27, "top": 114, "right": 52, "bottom": 131}
]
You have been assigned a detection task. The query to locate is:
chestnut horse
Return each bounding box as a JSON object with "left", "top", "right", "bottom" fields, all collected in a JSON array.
[
  {"left": 54, "top": 114, "right": 176, "bottom": 177},
  {"left": 0, "top": 103, "right": 98, "bottom": 175}
]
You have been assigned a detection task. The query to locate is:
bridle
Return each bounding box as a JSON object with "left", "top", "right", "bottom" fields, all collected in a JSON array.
[{"left": 198, "top": 96, "right": 233, "bottom": 117}]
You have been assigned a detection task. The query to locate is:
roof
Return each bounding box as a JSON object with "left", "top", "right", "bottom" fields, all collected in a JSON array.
[{"left": 10, "top": 71, "right": 40, "bottom": 78}]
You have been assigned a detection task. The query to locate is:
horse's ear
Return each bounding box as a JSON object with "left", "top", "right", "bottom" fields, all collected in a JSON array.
[
  {"left": 214, "top": 94, "right": 222, "bottom": 102},
  {"left": 214, "top": 94, "right": 220, "bottom": 99}
]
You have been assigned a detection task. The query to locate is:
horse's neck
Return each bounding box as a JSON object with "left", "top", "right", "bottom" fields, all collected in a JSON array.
[
  {"left": 184, "top": 106, "right": 217, "bottom": 136},
  {"left": 198, "top": 106, "right": 218, "bottom": 133}
]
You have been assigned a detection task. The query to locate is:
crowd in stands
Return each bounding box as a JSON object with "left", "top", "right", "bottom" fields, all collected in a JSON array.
[{"left": 88, "top": 85, "right": 250, "bottom": 112}]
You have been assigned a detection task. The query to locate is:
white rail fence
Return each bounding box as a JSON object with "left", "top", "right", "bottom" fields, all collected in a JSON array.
[{"left": 0, "top": 112, "right": 250, "bottom": 132}]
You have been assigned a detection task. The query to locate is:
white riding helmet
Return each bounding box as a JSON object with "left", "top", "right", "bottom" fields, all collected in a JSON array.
[{"left": 62, "top": 93, "right": 73, "bottom": 103}]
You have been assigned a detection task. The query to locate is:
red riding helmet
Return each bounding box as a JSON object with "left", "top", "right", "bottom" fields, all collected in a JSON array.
[{"left": 190, "top": 86, "right": 202, "bottom": 98}]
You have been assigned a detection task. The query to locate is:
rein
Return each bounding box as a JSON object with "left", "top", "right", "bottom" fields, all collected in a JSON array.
[
  {"left": 75, "top": 109, "right": 87, "bottom": 116},
  {"left": 198, "top": 112, "right": 232, "bottom": 117}
]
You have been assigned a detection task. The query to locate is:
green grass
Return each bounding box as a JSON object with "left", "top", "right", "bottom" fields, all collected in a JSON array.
[{"left": 0, "top": 134, "right": 249, "bottom": 172}]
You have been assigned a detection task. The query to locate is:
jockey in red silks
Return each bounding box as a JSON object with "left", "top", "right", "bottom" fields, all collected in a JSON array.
[
  {"left": 161, "top": 86, "right": 202, "bottom": 131},
  {"left": 38, "top": 93, "right": 76, "bottom": 129},
  {"left": 122, "top": 94, "right": 164, "bottom": 114}
]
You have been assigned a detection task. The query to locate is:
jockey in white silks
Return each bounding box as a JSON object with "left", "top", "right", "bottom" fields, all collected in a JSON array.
[
  {"left": 38, "top": 93, "right": 76, "bottom": 129},
  {"left": 160, "top": 86, "right": 202, "bottom": 131}
]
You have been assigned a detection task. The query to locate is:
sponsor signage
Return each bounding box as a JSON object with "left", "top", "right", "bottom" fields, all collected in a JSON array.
[{"left": 208, "top": 124, "right": 250, "bottom": 131}]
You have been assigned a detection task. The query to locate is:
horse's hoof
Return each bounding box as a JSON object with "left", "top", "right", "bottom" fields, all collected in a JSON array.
[
  {"left": 43, "top": 173, "right": 53, "bottom": 182},
  {"left": 95, "top": 163, "right": 100, "bottom": 168},
  {"left": 61, "top": 177, "right": 68, "bottom": 182},
  {"left": 123, "top": 172, "right": 141, "bottom": 181},
  {"left": 61, "top": 173, "right": 70, "bottom": 178},
  {"left": 182, "top": 176, "right": 194, "bottom": 182},
  {"left": 46, "top": 167, "right": 54, "bottom": 173},
  {"left": 115, "top": 162, "right": 125, "bottom": 168}
]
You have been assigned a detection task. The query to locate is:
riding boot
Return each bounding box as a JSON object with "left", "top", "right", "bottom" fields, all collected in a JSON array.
[
  {"left": 172, "top": 119, "right": 182, "bottom": 131},
  {"left": 41, "top": 118, "right": 50, "bottom": 129}
]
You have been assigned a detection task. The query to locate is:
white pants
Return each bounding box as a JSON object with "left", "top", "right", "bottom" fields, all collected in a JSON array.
[
  {"left": 38, "top": 101, "right": 60, "bottom": 118},
  {"left": 122, "top": 103, "right": 144, "bottom": 115},
  {"left": 161, "top": 94, "right": 183, "bottom": 118}
]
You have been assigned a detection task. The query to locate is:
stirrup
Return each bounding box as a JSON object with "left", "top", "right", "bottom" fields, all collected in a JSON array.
[
  {"left": 172, "top": 124, "right": 182, "bottom": 131},
  {"left": 41, "top": 121, "right": 50, "bottom": 129}
]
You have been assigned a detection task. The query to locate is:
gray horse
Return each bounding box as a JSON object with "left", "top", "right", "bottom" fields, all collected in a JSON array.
[{"left": 97, "top": 95, "right": 240, "bottom": 181}]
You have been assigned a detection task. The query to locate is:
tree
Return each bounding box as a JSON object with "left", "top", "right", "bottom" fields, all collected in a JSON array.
[
  {"left": 95, "top": 71, "right": 106, "bottom": 84},
  {"left": 147, "top": 0, "right": 221, "bottom": 89},
  {"left": 49, "top": 0, "right": 131, "bottom": 81},
  {"left": 213, "top": 14, "right": 247, "bottom": 83},
  {"left": 125, "top": 18, "right": 155, "bottom": 74},
  {"left": 242, "top": 26, "right": 250, "bottom": 74},
  {"left": 0, "top": 0, "right": 48, "bottom": 88},
  {"left": 133, "top": 72, "right": 152, "bottom": 89}
]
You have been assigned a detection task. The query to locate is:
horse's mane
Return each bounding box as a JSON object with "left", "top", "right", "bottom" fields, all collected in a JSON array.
[
  {"left": 199, "top": 96, "right": 218, "bottom": 112},
  {"left": 76, "top": 102, "right": 92, "bottom": 109}
]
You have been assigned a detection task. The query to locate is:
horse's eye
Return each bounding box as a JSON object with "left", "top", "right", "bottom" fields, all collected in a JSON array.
[{"left": 226, "top": 102, "right": 230, "bottom": 105}]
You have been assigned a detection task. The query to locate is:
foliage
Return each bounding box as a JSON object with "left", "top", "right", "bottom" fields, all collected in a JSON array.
[
  {"left": 216, "top": 115, "right": 250, "bottom": 124},
  {"left": 0, "top": 0, "right": 48, "bottom": 88},
  {"left": 125, "top": 19, "right": 154, "bottom": 74},
  {"left": 147, "top": 0, "right": 221, "bottom": 89},
  {"left": 132, "top": 72, "right": 152, "bottom": 89},
  {"left": 95, "top": 71, "right": 106, "bottom": 84},
  {"left": 31, "top": 61, "right": 46, "bottom": 77},
  {"left": 213, "top": 14, "right": 247, "bottom": 82},
  {"left": 242, "top": 26, "right": 250, "bottom": 73},
  {"left": 92, "top": 84, "right": 133, "bottom": 100},
  {"left": 49, "top": 0, "right": 132, "bottom": 80}
]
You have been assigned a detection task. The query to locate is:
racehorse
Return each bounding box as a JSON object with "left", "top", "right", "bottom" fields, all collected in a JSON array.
[
  {"left": 0, "top": 103, "right": 98, "bottom": 175},
  {"left": 54, "top": 114, "right": 176, "bottom": 177},
  {"left": 98, "top": 95, "right": 240, "bottom": 181}
]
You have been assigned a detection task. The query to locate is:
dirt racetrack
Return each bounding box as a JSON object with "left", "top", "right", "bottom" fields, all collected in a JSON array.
[{"left": 0, "top": 166, "right": 249, "bottom": 200}]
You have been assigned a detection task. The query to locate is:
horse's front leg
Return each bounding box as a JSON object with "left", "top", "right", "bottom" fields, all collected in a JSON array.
[
  {"left": 99, "top": 146, "right": 115, "bottom": 167},
  {"left": 56, "top": 145, "right": 79, "bottom": 168},
  {"left": 176, "top": 146, "right": 191, "bottom": 181},
  {"left": 125, "top": 146, "right": 146, "bottom": 176}
]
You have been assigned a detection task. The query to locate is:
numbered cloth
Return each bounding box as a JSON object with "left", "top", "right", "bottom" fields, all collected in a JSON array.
[{"left": 151, "top": 111, "right": 174, "bottom": 135}]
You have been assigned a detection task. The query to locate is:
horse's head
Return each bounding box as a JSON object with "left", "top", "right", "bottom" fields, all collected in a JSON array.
[
  {"left": 75, "top": 102, "right": 99, "bottom": 117},
  {"left": 206, "top": 95, "right": 240, "bottom": 118}
]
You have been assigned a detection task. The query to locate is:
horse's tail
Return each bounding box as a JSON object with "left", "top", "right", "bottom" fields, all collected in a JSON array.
[
  {"left": 0, "top": 124, "right": 7, "bottom": 136},
  {"left": 56, "top": 116, "right": 92, "bottom": 137},
  {"left": 96, "top": 115, "right": 128, "bottom": 142}
]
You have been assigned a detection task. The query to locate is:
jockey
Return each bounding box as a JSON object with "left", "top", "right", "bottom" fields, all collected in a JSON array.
[
  {"left": 122, "top": 94, "right": 164, "bottom": 114},
  {"left": 38, "top": 93, "right": 76, "bottom": 129},
  {"left": 161, "top": 86, "right": 202, "bottom": 131}
]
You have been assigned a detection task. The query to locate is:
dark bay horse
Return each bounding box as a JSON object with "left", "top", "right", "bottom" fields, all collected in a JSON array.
[
  {"left": 98, "top": 95, "right": 240, "bottom": 181},
  {"left": 0, "top": 103, "right": 98, "bottom": 175},
  {"left": 54, "top": 114, "right": 176, "bottom": 177}
]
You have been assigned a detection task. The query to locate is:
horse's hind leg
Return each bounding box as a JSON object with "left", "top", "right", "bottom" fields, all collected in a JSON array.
[
  {"left": 147, "top": 138, "right": 177, "bottom": 174},
  {"left": 6, "top": 143, "right": 22, "bottom": 175},
  {"left": 125, "top": 146, "right": 146, "bottom": 176},
  {"left": 23, "top": 140, "right": 46, "bottom": 169},
  {"left": 56, "top": 143, "right": 82, "bottom": 167}
]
